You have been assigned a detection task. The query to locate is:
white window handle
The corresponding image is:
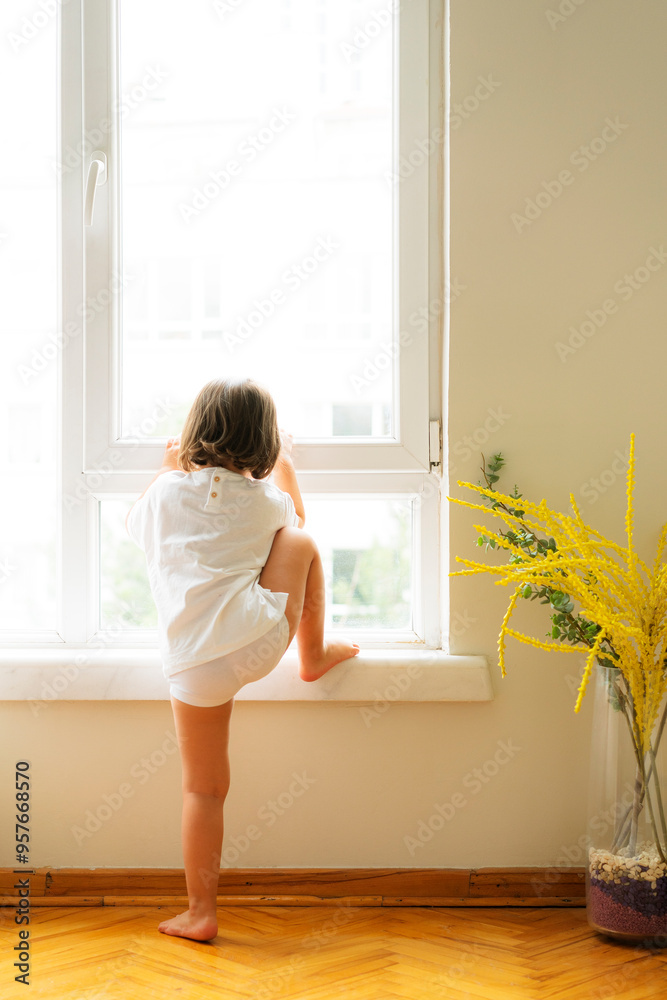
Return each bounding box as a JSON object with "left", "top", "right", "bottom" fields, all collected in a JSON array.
[{"left": 84, "top": 150, "right": 107, "bottom": 227}]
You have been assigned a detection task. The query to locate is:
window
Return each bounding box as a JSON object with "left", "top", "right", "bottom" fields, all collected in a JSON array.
[
  {"left": 3, "top": 0, "right": 443, "bottom": 652},
  {"left": 1, "top": 1, "right": 59, "bottom": 637}
]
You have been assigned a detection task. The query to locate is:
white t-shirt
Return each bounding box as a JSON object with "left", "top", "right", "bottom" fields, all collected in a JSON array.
[{"left": 126, "top": 467, "right": 300, "bottom": 676}]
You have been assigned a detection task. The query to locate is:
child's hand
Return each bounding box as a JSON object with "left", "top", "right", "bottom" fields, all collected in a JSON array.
[
  {"left": 162, "top": 436, "right": 181, "bottom": 470},
  {"left": 278, "top": 428, "right": 294, "bottom": 462}
]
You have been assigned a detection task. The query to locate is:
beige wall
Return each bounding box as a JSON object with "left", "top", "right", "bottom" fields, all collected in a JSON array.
[
  {"left": 2, "top": 0, "right": 666, "bottom": 870},
  {"left": 446, "top": 0, "right": 667, "bottom": 865}
]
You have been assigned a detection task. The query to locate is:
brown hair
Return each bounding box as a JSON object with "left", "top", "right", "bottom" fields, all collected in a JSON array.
[{"left": 178, "top": 377, "right": 281, "bottom": 479}]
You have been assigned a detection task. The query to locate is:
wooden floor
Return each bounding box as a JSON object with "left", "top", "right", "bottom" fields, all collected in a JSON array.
[{"left": 1, "top": 904, "right": 666, "bottom": 999}]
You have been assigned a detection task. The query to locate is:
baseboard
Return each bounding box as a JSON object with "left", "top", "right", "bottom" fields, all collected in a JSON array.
[{"left": 0, "top": 867, "right": 586, "bottom": 907}]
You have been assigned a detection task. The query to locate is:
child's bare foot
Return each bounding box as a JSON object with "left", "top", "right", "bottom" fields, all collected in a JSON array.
[
  {"left": 299, "top": 640, "right": 360, "bottom": 682},
  {"left": 158, "top": 908, "right": 218, "bottom": 941}
]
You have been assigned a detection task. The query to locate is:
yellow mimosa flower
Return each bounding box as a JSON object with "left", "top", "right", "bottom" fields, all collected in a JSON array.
[{"left": 448, "top": 434, "right": 667, "bottom": 754}]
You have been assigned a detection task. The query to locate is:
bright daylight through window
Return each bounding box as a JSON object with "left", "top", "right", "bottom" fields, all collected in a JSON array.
[{"left": 1, "top": 2, "right": 58, "bottom": 635}]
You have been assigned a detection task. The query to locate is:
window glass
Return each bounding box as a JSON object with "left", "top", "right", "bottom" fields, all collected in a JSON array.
[
  {"left": 119, "top": 0, "right": 394, "bottom": 441},
  {"left": 100, "top": 501, "right": 158, "bottom": 630},
  {"left": 0, "top": 3, "right": 58, "bottom": 631},
  {"left": 310, "top": 497, "right": 413, "bottom": 630}
]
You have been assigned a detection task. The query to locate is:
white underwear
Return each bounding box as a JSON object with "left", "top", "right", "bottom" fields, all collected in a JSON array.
[{"left": 168, "top": 615, "right": 290, "bottom": 707}]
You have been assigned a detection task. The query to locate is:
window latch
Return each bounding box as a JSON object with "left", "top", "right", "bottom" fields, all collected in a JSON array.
[
  {"left": 84, "top": 150, "right": 107, "bottom": 227},
  {"left": 429, "top": 420, "right": 441, "bottom": 471}
]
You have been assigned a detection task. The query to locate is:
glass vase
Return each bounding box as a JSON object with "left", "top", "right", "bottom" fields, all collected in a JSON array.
[{"left": 586, "top": 663, "right": 667, "bottom": 943}]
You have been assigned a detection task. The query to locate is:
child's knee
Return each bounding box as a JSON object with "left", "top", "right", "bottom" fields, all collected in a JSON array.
[
  {"left": 274, "top": 525, "right": 301, "bottom": 541},
  {"left": 184, "top": 778, "right": 230, "bottom": 799},
  {"left": 295, "top": 528, "right": 318, "bottom": 559},
  {"left": 276, "top": 526, "right": 315, "bottom": 553}
]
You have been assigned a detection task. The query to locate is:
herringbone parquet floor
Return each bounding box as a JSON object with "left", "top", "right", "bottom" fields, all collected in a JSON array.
[{"left": 1, "top": 904, "right": 666, "bottom": 1000}]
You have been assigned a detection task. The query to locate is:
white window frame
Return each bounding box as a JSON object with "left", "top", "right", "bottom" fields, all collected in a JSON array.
[{"left": 10, "top": 0, "right": 446, "bottom": 654}]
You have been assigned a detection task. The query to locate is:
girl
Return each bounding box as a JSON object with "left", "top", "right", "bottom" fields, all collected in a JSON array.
[{"left": 125, "top": 376, "right": 359, "bottom": 942}]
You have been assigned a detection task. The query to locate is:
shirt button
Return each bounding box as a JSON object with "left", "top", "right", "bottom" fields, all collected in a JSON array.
[
  {"left": 214, "top": 476, "right": 220, "bottom": 482},
  {"left": 211, "top": 492, "right": 217, "bottom": 498}
]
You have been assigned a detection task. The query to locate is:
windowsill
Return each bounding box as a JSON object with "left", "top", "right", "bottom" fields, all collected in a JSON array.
[{"left": 0, "top": 649, "right": 493, "bottom": 702}]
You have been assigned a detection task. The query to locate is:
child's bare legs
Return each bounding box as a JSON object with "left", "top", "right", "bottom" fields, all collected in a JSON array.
[
  {"left": 258, "top": 527, "right": 359, "bottom": 681},
  {"left": 158, "top": 694, "right": 234, "bottom": 941},
  {"left": 157, "top": 530, "right": 354, "bottom": 941}
]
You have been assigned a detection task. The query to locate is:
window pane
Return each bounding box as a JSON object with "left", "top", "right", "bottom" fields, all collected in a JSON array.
[
  {"left": 100, "top": 495, "right": 413, "bottom": 633},
  {"left": 0, "top": 3, "right": 58, "bottom": 631},
  {"left": 307, "top": 497, "right": 413, "bottom": 630},
  {"left": 118, "top": 0, "right": 394, "bottom": 441},
  {"left": 100, "top": 501, "right": 157, "bottom": 630},
  {"left": 332, "top": 404, "right": 372, "bottom": 436}
]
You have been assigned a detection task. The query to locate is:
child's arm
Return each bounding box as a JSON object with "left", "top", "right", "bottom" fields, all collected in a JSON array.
[
  {"left": 125, "top": 437, "right": 181, "bottom": 532},
  {"left": 273, "top": 431, "right": 305, "bottom": 527}
]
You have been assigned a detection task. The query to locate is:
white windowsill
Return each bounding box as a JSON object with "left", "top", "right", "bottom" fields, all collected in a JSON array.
[{"left": 0, "top": 649, "right": 493, "bottom": 702}]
